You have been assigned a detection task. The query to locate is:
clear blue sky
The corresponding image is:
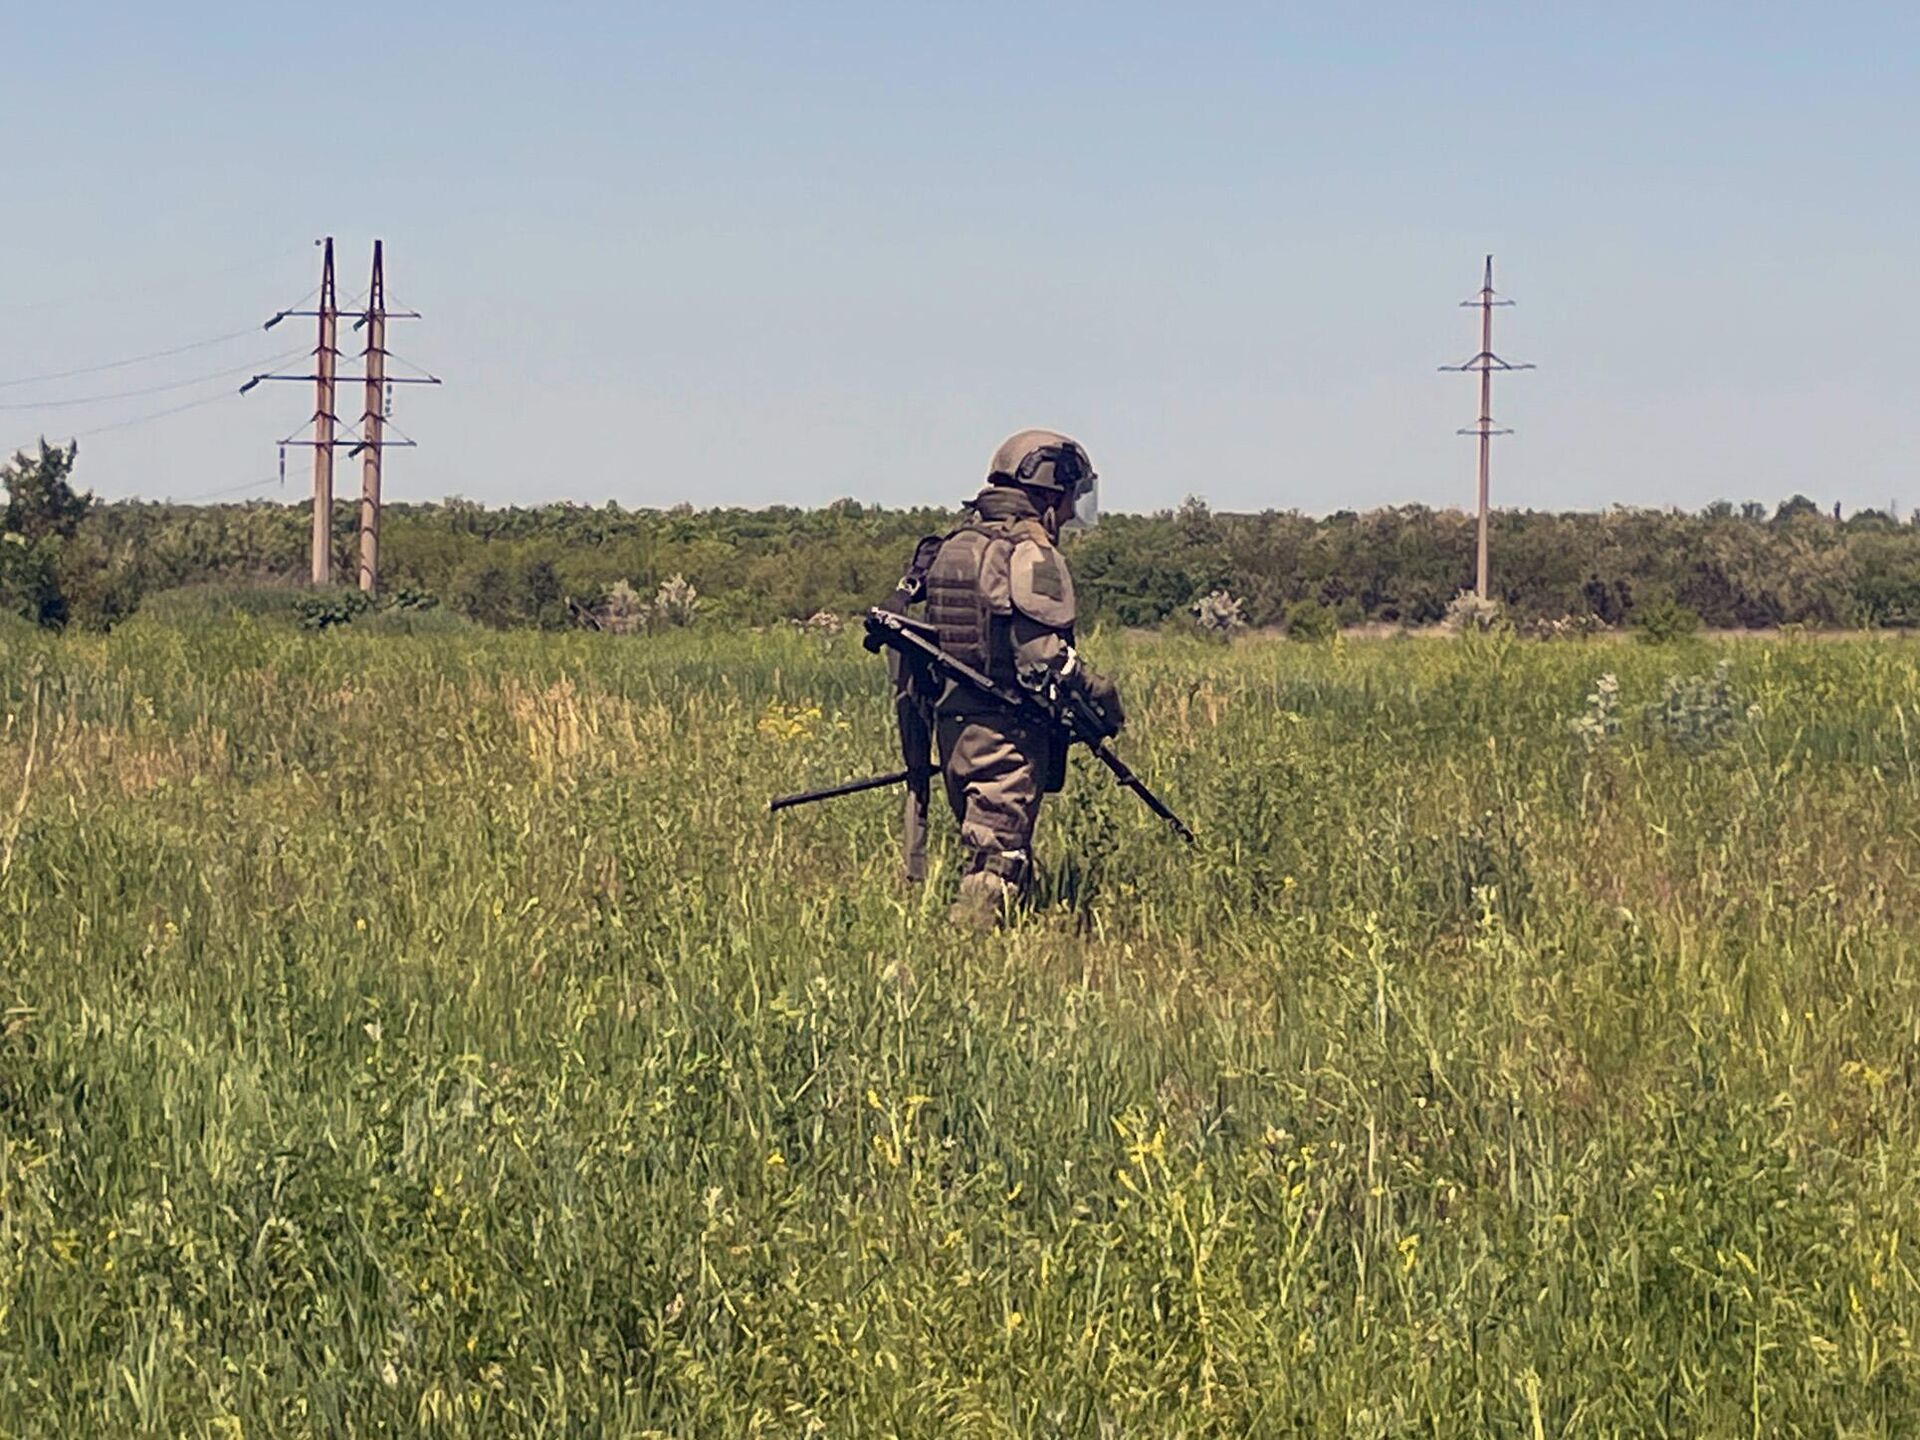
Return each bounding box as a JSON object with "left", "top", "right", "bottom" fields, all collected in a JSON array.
[{"left": 4, "top": 2, "right": 1917, "bottom": 516}]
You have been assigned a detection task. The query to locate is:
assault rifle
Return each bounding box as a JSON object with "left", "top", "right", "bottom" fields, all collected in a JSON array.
[{"left": 767, "top": 608, "right": 1194, "bottom": 844}]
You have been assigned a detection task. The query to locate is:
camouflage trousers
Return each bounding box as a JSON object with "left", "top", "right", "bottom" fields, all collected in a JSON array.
[{"left": 936, "top": 715, "right": 1050, "bottom": 924}]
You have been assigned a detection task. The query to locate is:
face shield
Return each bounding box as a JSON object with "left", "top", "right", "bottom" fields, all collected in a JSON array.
[
  {"left": 1016, "top": 442, "right": 1099, "bottom": 533},
  {"left": 1061, "top": 470, "right": 1099, "bottom": 533}
]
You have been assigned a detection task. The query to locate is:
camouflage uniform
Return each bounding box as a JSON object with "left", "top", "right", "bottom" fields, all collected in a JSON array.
[{"left": 907, "top": 431, "right": 1122, "bottom": 928}]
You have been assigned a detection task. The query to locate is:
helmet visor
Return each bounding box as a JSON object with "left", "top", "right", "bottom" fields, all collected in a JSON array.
[{"left": 1062, "top": 470, "right": 1099, "bottom": 532}]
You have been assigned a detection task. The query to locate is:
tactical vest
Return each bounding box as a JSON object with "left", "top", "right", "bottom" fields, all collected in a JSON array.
[{"left": 924, "top": 519, "right": 1030, "bottom": 704}]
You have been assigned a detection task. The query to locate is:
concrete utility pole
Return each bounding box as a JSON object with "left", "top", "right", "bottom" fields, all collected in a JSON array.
[
  {"left": 242, "top": 237, "right": 343, "bottom": 584},
  {"left": 1441, "top": 256, "right": 1533, "bottom": 600},
  {"left": 243, "top": 237, "right": 438, "bottom": 589},
  {"left": 357, "top": 241, "right": 387, "bottom": 593},
  {"left": 312, "top": 239, "right": 339, "bottom": 585}
]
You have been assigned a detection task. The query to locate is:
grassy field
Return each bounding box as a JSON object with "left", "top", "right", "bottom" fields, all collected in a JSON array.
[{"left": 2, "top": 609, "right": 1919, "bottom": 1436}]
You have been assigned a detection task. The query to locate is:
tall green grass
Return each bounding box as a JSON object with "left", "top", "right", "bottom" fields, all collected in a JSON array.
[{"left": 2, "top": 617, "right": 1918, "bottom": 1435}]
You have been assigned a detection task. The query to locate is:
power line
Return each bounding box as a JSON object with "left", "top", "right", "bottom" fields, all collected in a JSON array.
[
  {"left": 0, "top": 347, "right": 305, "bottom": 411},
  {"left": 161, "top": 475, "right": 285, "bottom": 504},
  {"left": 69, "top": 390, "right": 246, "bottom": 439},
  {"left": 383, "top": 347, "right": 442, "bottom": 382},
  {"left": 1, "top": 388, "right": 241, "bottom": 453},
  {"left": 0, "top": 324, "right": 285, "bottom": 390}
]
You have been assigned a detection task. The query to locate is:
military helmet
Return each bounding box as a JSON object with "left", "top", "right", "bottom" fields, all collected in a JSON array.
[{"left": 987, "top": 429, "right": 1095, "bottom": 495}]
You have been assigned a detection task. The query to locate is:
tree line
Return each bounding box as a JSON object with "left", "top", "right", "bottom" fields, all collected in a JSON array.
[{"left": 6, "top": 442, "right": 1919, "bottom": 632}]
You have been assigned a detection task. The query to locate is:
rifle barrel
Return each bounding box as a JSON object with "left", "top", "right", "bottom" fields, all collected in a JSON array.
[{"left": 1093, "top": 742, "right": 1196, "bottom": 843}]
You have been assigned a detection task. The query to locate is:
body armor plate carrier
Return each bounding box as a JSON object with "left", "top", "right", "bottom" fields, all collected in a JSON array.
[{"left": 923, "top": 522, "right": 1022, "bottom": 709}]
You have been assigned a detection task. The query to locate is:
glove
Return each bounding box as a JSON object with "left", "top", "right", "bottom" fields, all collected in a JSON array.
[{"left": 1077, "top": 668, "right": 1126, "bottom": 738}]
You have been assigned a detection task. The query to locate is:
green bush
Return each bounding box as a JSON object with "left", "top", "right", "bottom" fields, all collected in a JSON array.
[
  {"left": 1283, "top": 598, "right": 1337, "bottom": 642},
  {"left": 50, "top": 532, "right": 143, "bottom": 631},
  {"left": 1643, "top": 658, "right": 1759, "bottom": 748},
  {"left": 0, "top": 533, "right": 65, "bottom": 627},
  {"left": 0, "top": 604, "right": 41, "bottom": 644},
  {"left": 1634, "top": 596, "right": 1702, "bottom": 645},
  {"left": 449, "top": 554, "right": 571, "bottom": 629},
  {"left": 293, "top": 587, "right": 375, "bottom": 631},
  {"left": 290, "top": 585, "right": 449, "bottom": 633},
  {"left": 380, "top": 585, "right": 439, "bottom": 612}
]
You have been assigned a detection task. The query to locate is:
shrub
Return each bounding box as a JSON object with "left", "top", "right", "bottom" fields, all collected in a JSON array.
[
  {"left": 598, "top": 580, "right": 648, "bottom": 634},
  {"left": 1444, "top": 590, "right": 1506, "bottom": 634},
  {"left": 381, "top": 585, "right": 439, "bottom": 613},
  {"left": 50, "top": 531, "right": 143, "bottom": 631},
  {"left": 1644, "top": 659, "right": 1760, "bottom": 749},
  {"left": 1190, "top": 589, "right": 1248, "bottom": 639},
  {"left": 295, "top": 585, "right": 446, "bottom": 633},
  {"left": 0, "top": 605, "right": 39, "bottom": 643},
  {"left": 1569, "top": 673, "right": 1622, "bottom": 748},
  {"left": 1283, "top": 599, "right": 1337, "bottom": 643},
  {"left": 0, "top": 533, "right": 65, "bottom": 627},
  {"left": 294, "top": 588, "right": 374, "bottom": 631},
  {"left": 1529, "top": 612, "right": 1612, "bottom": 641},
  {"left": 2, "top": 439, "right": 90, "bottom": 544},
  {"left": 654, "top": 573, "right": 700, "bottom": 627},
  {"left": 1634, "top": 596, "right": 1701, "bottom": 645},
  {"left": 450, "top": 561, "right": 518, "bottom": 628}
]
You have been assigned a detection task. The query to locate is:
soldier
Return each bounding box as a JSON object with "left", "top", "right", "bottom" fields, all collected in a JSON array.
[{"left": 916, "top": 429, "right": 1125, "bottom": 929}]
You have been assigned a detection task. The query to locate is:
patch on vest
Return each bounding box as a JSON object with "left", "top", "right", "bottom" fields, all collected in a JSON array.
[
  {"left": 1029, "top": 555, "right": 1063, "bottom": 600},
  {"left": 1009, "top": 539, "right": 1076, "bottom": 628}
]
